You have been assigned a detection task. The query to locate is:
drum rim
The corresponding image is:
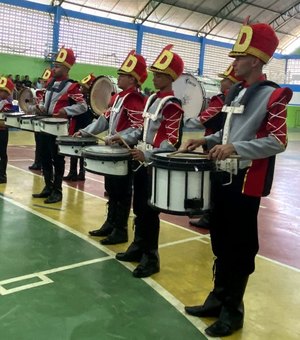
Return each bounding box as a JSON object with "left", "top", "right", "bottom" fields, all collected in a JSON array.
[
  {"left": 56, "top": 136, "right": 98, "bottom": 145},
  {"left": 82, "top": 151, "right": 130, "bottom": 161},
  {"left": 150, "top": 151, "right": 215, "bottom": 171},
  {"left": 41, "top": 118, "right": 68, "bottom": 124}
]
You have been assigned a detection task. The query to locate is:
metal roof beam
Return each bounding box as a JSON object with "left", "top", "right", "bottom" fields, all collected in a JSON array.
[
  {"left": 196, "top": 0, "right": 248, "bottom": 37},
  {"left": 133, "top": 0, "right": 163, "bottom": 24},
  {"left": 269, "top": 4, "right": 300, "bottom": 31}
]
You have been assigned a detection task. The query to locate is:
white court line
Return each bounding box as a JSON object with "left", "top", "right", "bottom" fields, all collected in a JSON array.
[
  {"left": 0, "top": 194, "right": 217, "bottom": 339},
  {"left": 0, "top": 257, "right": 112, "bottom": 296}
]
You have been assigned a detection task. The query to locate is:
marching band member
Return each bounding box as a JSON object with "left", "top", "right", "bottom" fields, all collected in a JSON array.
[
  {"left": 0, "top": 77, "right": 14, "bottom": 184},
  {"left": 32, "top": 47, "right": 87, "bottom": 203},
  {"left": 63, "top": 73, "right": 95, "bottom": 181},
  {"left": 115, "top": 45, "right": 184, "bottom": 278},
  {"left": 75, "top": 51, "right": 147, "bottom": 245},
  {"left": 189, "top": 65, "right": 242, "bottom": 229},
  {"left": 183, "top": 22, "right": 292, "bottom": 337},
  {"left": 28, "top": 68, "right": 53, "bottom": 171}
]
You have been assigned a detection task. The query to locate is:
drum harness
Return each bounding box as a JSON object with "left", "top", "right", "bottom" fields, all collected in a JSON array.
[
  {"left": 219, "top": 80, "right": 280, "bottom": 185},
  {"left": 133, "top": 94, "right": 179, "bottom": 172}
]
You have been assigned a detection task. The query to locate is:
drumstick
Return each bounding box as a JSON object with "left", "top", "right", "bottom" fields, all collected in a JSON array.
[
  {"left": 167, "top": 148, "right": 188, "bottom": 157},
  {"left": 82, "top": 131, "right": 106, "bottom": 143},
  {"left": 115, "top": 133, "right": 131, "bottom": 151}
]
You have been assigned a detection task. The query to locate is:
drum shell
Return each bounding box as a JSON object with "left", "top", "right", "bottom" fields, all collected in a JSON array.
[
  {"left": 40, "top": 118, "right": 68, "bottom": 136},
  {"left": 149, "top": 152, "right": 215, "bottom": 215},
  {"left": 32, "top": 116, "right": 47, "bottom": 132},
  {"left": 82, "top": 145, "right": 130, "bottom": 176},
  {"left": 56, "top": 136, "right": 98, "bottom": 157},
  {"left": 19, "top": 115, "right": 35, "bottom": 132},
  {"left": 5, "top": 113, "right": 25, "bottom": 128}
]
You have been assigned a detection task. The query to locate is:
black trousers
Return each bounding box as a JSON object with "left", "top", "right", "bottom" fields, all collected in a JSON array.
[
  {"left": 40, "top": 133, "right": 65, "bottom": 191},
  {"left": 33, "top": 132, "right": 43, "bottom": 165},
  {"left": 132, "top": 165, "right": 160, "bottom": 252},
  {"left": 0, "top": 129, "right": 8, "bottom": 178},
  {"left": 210, "top": 170, "right": 261, "bottom": 276}
]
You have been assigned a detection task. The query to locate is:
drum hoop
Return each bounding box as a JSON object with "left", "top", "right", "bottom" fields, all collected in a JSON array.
[
  {"left": 41, "top": 118, "right": 68, "bottom": 124},
  {"left": 82, "top": 150, "right": 130, "bottom": 161},
  {"left": 56, "top": 136, "right": 98, "bottom": 146},
  {"left": 150, "top": 151, "right": 215, "bottom": 171}
]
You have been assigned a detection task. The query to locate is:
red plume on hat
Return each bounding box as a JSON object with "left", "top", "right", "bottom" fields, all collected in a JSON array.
[
  {"left": 229, "top": 19, "right": 279, "bottom": 64},
  {"left": 149, "top": 44, "right": 184, "bottom": 81},
  {"left": 118, "top": 50, "right": 148, "bottom": 85},
  {"left": 55, "top": 46, "right": 76, "bottom": 69},
  {"left": 0, "top": 76, "right": 14, "bottom": 94}
]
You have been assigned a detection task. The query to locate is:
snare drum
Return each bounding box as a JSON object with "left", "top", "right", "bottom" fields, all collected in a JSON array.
[
  {"left": 32, "top": 116, "right": 47, "bottom": 132},
  {"left": 19, "top": 114, "right": 35, "bottom": 131},
  {"left": 5, "top": 112, "right": 25, "bottom": 128},
  {"left": 56, "top": 136, "right": 98, "bottom": 157},
  {"left": 40, "top": 118, "right": 68, "bottom": 136},
  {"left": 149, "top": 152, "right": 215, "bottom": 215},
  {"left": 82, "top": 145, "right": 131, "bottom": 176}
]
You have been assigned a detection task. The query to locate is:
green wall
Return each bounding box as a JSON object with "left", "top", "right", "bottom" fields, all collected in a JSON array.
[
  {"left": 0, "top": 53, "right": 154, "bottom": 90},
  {"left": 287, "top": 105, "right": 300, "bottom": 128}
]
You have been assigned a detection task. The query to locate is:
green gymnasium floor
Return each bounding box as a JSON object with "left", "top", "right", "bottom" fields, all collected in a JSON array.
[{"left": 0, "top": 130, "right": 299, "bottom": 340}]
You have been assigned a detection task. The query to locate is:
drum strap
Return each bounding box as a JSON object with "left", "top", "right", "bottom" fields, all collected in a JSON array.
[{"left": 108, "top": 94, "right": 129, "bottom": 135}]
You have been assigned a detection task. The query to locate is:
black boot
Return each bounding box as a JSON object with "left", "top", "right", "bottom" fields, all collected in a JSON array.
[
  {"left": 100, "top": 200, "right": 130, "bottom": 245},
  {"left": 205, "top": 275, "right": 249, "bottom": 337},
  {"left": 32, "top": 186, "right": 52, "bottom": 198},
  {"left": 63, "top": 157, "right": 78, "bottom": 181},
  {"left": 185, "top": 260, "right": 226, "bottom": 317},
  {"left": 29, "top": 163, "right": 42, "bottom": 171},
  {"left": 77, "top": 159, "right": 85, "bottom": 180},
  {"left": 132, "top": 251, "right": 160, "bottom": 278},
  {"left": 44, "top": 189, "right": 62, "bottom": 204},
  {"left": 89, "top": 201, "right": 116, "bottom": 237},
  {"left": 189, "top": 212, "right": 210, "bottom": 229}
]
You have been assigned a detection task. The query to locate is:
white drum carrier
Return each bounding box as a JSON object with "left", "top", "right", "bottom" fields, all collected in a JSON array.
[
  {"left": 19, "top": 114, "right": 36, "bottom": 131},
  {"left": 56, "top": 136, "right": 98, "bottom": 157},
  {"left": 82, "top": 145, "right": 131, "bottom": 176},
  {"left": 149, "top": 152, "right": 215, "bottom": 215},
  {"left": 172, "top": 73, "right": 220, "bottom": 124},
  {"left": 40, "top": 117, "right": 68, "bottom": 136},
  {"left": 5, "top": 112, "right": 25, "bottom": 128}
]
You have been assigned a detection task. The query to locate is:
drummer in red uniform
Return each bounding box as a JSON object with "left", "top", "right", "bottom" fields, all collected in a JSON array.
[
  {"left": 63, "top": 73, "right": 95, "bottom": 181},
  {"left": 114, "top": 45, "right": 184, "bottom": 278},
  {"left": 32, "top": 47, "right": 87, "bottom": 203},
  {"left": 75, "top": 50, "right": 147, "bottom": 245},
  {"left": 0, "top": 77, "right": 14, "bottom": 184},
  {"left": 188, "top": 64, "right": 242, "bottom": 229}
]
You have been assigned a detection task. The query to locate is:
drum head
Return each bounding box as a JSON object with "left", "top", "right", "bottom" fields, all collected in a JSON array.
[
  {"left": 5, "top": 112, "right": 25, "bottom": 117},
  {"left": 172, "top": 74, "right": 205, "bottom": 120},
  {"left": 88, "top": 76, "right": 118, "bottom": 116},
  {"left": 20, "top": 114, "right": 36, "bottom": 120},
  {"left": 18, "top": 88, "right": 34, "bottom": 112},
  {"left": 196, "top": 76, "right": 220, "bottom": 105},
  {"left": 150, "top": 151, "right": 215, "bottom": 171},
  {"left": 82, "top": 145, "right": 130, "bottom": 161}
]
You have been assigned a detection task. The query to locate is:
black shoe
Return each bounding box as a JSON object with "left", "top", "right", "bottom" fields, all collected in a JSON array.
[
  {"left": 205, "top": 307, "right": 244, "bottom": 337},
  {"left": 132, "top": 262, "right": 160, "bottom": 278},
  {"left": 44, "top": 190, "right": 62, "bottom": 204},
  {"left": 185, "top": 293, "right": 222, "bottom": 318},
  {"left": 89, "top": 221, "right": 114, "bottom": 237},
  {"left": 116, "top": 243, "right": 143, "bottom": 262},
  {"left": 0, "top": 176, "right": 7, "bottom": 184},
  {"left": 32, "top": 187, "right": 52, "bottom": 198},
  {"left": 63, "top": 173, "right": 78, "bottom": 181},
  {"left": 132, "top": 253, "right": 160, "bottom": 278},
  {"left": 100, "top": 228, "right": 128, "bottom": 245},
  {"left": 29, "top": 163, "right": 42, "bottom": 171},
  {"left": 189, "top": 213, "right": 210, "bottom": 229}
]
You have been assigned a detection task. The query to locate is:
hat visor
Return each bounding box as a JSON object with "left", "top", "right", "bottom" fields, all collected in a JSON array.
[{"left": 228, "top": 51, "right": 248, "bottom": 58}]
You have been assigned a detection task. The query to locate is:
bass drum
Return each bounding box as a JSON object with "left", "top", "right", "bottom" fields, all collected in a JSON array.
[
  {"left": 18, "top": 87, "right": 44, "bottom": 113},
  {"left": 87, "top": 75, "right": 120, "bottom": 116},
  {"left": 172, "top": 73, "right": 220, "bottom": 123}
]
